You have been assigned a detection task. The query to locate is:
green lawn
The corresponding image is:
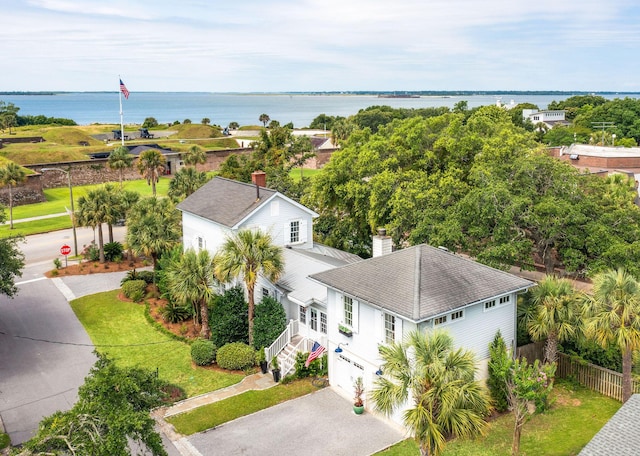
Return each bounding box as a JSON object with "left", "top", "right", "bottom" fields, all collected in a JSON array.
[
  {"left": 167, "top": 379, "right": 318, "bottom": 435},
  {"left": 0, "top": 178, "right": 171, "bottom": 238},
  {"left": 376, "top": 381, "right": 620, "bottom": 456},
  {"left": 70, "top": 290, "right": 243, "bottom": 397}
]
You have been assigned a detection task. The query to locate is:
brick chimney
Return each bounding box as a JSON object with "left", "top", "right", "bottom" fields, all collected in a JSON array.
[
  {"left": 251, "top": 171, "right": 266, "bottom": 188},
  {"left": 372, "top": 228, "right": 392, "bottom": 257}
]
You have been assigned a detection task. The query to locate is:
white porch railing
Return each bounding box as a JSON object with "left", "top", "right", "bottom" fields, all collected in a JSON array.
[
  {"left": 265, "top": 319, "right": 299, "bottom": 366},
  {"left": 280, "top": 337, "right": 308, "bottom": 378}
]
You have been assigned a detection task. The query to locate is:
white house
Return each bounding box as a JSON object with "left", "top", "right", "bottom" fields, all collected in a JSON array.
[
  {"left": 309, "top": 231, "right": 534, "bottom": 418},
  {"left": 522, "top": 109, "right": 569, "bottom": 129},
  {"left": 176, "top": 172, "right": 360, "bottom": 324},
  {"left": 178, "top": 175, "right": 535, "bottom": 420}
]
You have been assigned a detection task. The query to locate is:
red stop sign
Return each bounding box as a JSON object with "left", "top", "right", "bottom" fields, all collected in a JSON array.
[{"left": 60, "top": 244, "right": 71, "bottom": 256}]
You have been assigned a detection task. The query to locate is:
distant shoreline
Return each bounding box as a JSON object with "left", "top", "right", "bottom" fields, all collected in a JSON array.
[{"left": 2, "top": 90, "right": 640, "bottom": 96}]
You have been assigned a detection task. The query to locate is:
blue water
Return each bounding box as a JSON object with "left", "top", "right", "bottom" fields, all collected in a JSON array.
[{"left": 1, "top": 92, "right": 638, "bottom": 127}]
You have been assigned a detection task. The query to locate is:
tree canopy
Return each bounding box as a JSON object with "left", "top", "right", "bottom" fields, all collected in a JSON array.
[{"left": 0, "top": 207, "right": 24, "bottom": 297}]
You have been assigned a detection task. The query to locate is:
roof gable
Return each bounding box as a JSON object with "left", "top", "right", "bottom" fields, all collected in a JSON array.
[
  {"left": 176, "top": 176, "right": 316, "bottom": 228},
  {"left": 309, "top": 244, "right": 533, "bottom": 321}
]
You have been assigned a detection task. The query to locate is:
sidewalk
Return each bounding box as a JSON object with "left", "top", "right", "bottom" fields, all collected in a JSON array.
[
  {"left": 1, "top": 212, "right": 68, "bottom": 225},
  {"left": 153, "top": 372, "right": 277, "bottom": 456}
]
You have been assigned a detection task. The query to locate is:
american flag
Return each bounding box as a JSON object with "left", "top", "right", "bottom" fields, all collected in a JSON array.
[
  {"left": 305, "top": 341, "right": 325, "bottom": 367},
  {"left": 119, "top": 79, "right": 129, "bottom": 99}
]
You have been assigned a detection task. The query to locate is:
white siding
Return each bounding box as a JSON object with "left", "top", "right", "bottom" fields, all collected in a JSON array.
[
  {"left": 237, "top": 195, "right": 314, "bottom": 249},
  {"left": 181, "top": 212, "right": 231, "bottom": 255}
]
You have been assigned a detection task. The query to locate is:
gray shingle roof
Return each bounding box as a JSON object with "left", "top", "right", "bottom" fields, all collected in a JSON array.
[
  {"left": 309, "top": 244, "right": 533, "bottom": 322},
  {"left": 176, "top": 176, "right": 277, "bottom": 228},
  {"left": 579, "top": 394, "right": 640, "bottom": 456}
]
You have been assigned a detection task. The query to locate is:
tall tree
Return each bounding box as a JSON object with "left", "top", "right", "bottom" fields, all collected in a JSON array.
[
  {"left": 525, "top": 275, "right": 578, "bottom": 364},
  {"left": 107, "top": 146, "right": 134, "bottom": 189},
  {"left": 182, "top": 145, "right": 207, "bottom": 168},
  {"left": 137, "top": 149, "right": 166, "bottom": 196},
  {"left": 583, "top": 268, "right": 640, "bottom": 402},
  {"left": 165, "top": 249, "right": 216, "bottom": 339},
  {"left": 0, "top": 162, "right": 27, "bottom": 229},
  {"left": 259, "top": 113, "right": 270, "bottom": 127},
  {"left": 168, "top": 166, "right": 208, "bottom": 202},
  {"left": 0, "top": 206, "right": 24, "bottom": 297},
  {"left": 214, "top": 229, "right": 284, "bottom": 346},
  {"left": 126, "top": 196, "right": 181, "bottom": 268},
  {"left": 76, "top": 187, "right": 109, "bottom": 263},
  {"left": 371, "top": 330, "right": 490, "bottom": 456},
  {"left": 19, "top": 352, "right": 168, "bottom": 456}
]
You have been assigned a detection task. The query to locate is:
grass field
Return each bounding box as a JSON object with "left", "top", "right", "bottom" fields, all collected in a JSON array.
[
  {"left": 167, "top": 379, "right": 318, "bottom": 435},
  {"left": 376, "top": 381, "right": 620, "bottom": 456},
  {"left": 70, "top": 290, "right": 244, "bottom": 397}
]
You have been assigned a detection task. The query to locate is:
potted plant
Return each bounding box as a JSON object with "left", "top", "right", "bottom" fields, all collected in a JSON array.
[
  {"left": 338, "top": 324, "right": 353, "bottom": 337},
  {"left": 353, "top": 376, "right": 365, "bottom": 414},
  {"left": 257, "top": 347, "right": 268, "bottom": 374},
  {"left": 271, "top": 355, "right": 281, "bottom": 383}
]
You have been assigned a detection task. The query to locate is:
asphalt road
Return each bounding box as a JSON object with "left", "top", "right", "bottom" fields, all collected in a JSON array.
[{"left": 0, "top": 225, "right": 126, "bottom": 445}]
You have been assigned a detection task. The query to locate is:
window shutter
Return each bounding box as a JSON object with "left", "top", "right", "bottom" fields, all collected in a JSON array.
[
  {"left": 374, "top": 310, "right": 382, "bottom": 343},
  {"left": 300, "top": 219, "right": 308, "bottom": 242},
  {"left": 283, "top": 222, "right": 290, "bottom": 244},
  {"left": 395, "top": 317, "right": 403, "bottom": 343},
  {"left": 352, "top": 300, "right": 359, "bottom": 333}
]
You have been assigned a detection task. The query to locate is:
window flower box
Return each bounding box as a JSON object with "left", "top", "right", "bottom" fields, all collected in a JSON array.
[{"left": 338, "top": 324, "right": 353, "bottom": 337}]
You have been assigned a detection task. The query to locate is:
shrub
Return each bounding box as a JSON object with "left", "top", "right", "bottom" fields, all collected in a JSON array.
[
  {"left": 121, "top": 268, "right": 155, "bottom": 286},
  {"left": 488, "top": 331, "right": 510, "bottom": 413},
  {"left": 53, "top": 258, "right": 62, "bottom": 270},
  {"left": 216, "top": 342, "right": 255, "bottom": 370},
  {"left": 252, "top": 296, "right": 287, "bottom": 349},
  {"left": 122, "top": 279, "right": 147, "bottom": 302},
  {"left": 161, "top": 302, "right": 193, "bottom": 323},
  {"left": 294, "top": 352, "right": 327, "bottom": 379},
  {"left": 82, "top": 242, "right": 100, "bottom": 262},
  {"left": 104, "top": 242, "right": 124, "bottom": 262},
  {"left": 210, "top": 287, "right": 248, "bottom": 347},
  {"left": 191, "top": 339, "right": 217, "bottom": 366}
]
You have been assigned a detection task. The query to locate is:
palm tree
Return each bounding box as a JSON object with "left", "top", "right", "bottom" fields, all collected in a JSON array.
[
  {"left": 168, "top": 167, "right": 208, "bottom": 202},
  {"left": 137, "top": 149, "right": 166, "bottom": 196},
  {"left": 259, "top": 113, "right": 270, "bottom": 128},
  {"left": 107, "top": 146, "right": 134, "bottom": 189},
  {"left": 525, "top": 275, "right": 578, "bottom": 364},
  {"left": 214, "top": 229, "right": 284, "bottom": 346},
  {"left": 126, "top": 196, "right": 181, "bottom": 269},
  {"left": 165, "top": 249, "right": 216, "bottom": 339},
  {"left": 181, "top": 145, "right": 207, "bottom": 169},
  {"left": 583, "top": 268, "right": 640, "bottom": 403},
  {"left": 0, "top": 163, "right": 27, "bottom": 229},
  {"left": 76, "top": 187, "right": 109, "bottom": 263},
  {"left": 371, "top": 330, "right": 490, "bottom": 456}
]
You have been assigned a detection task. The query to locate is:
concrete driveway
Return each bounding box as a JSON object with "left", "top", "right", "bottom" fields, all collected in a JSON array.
[{"left": 187, "top": 387, "right": 405, "bottom": 456}]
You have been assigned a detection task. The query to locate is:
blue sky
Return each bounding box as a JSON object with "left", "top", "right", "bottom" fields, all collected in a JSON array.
[{"left": 3, "top": 0, "right": 640, "bottom": 92}]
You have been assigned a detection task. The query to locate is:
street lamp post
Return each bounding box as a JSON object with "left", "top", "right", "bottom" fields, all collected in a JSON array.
[{"left": 41, "top": 167, "right": 78, "bottom": 257}]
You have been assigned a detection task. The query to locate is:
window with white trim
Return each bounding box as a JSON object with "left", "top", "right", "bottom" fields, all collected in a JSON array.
[
  {"left": 320, "top": 312, "right": 327, "bottom": 334},
  {"left": 344, "top": 296, "right": 353, "bottom": 327},
  {"left": 451, "top": 310, "right": 464, "bottom": 321},
  {"left": 262, "top": 287, "right": 269, "bottom": 298},
  {"left": 499, "top": 296, "right": 510, "bottom": 304},
  {"left": 310, "top": 308, "right": 318, "bottom": 331},
  {"left": 299, "top": 305, "right": 306, "bottom": 325},
  {"left": 196, "top": 236, "right": 204, "bottom": 250},
  {"left": 290, "top": 220, "right": 300, "bottom": 243},
  {"left": 434, "top": 315, "right": 447, "bottom": 326},
  {"left": 384, "top": 313, "right": 395, "bottom": 344}
]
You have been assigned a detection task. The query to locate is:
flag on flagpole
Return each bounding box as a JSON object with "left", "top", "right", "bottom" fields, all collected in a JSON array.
[
  {"left": 119, "top": 79, "right": 130, "bottom": 99},
  {"left": 305, "top": 341, "right": 325, "bottom": 367}
]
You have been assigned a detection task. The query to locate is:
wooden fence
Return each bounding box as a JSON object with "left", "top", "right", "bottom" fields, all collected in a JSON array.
[{"left": 557, "top": 352, "right": 640, "bottom": 402}]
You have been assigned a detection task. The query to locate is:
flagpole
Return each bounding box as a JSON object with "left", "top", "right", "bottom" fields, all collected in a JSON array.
[{"left": 119, "top": 75, "right": 125, "bottom": 146}]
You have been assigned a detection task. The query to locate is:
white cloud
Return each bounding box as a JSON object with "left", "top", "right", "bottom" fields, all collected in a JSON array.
[{"left": 2, "top": 0, "right": 639, "bottom": 91}]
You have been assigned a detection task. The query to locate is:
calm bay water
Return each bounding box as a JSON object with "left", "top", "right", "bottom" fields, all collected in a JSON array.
[{"left": 1, "top": 92, "right": 638, "bottom": 127}]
